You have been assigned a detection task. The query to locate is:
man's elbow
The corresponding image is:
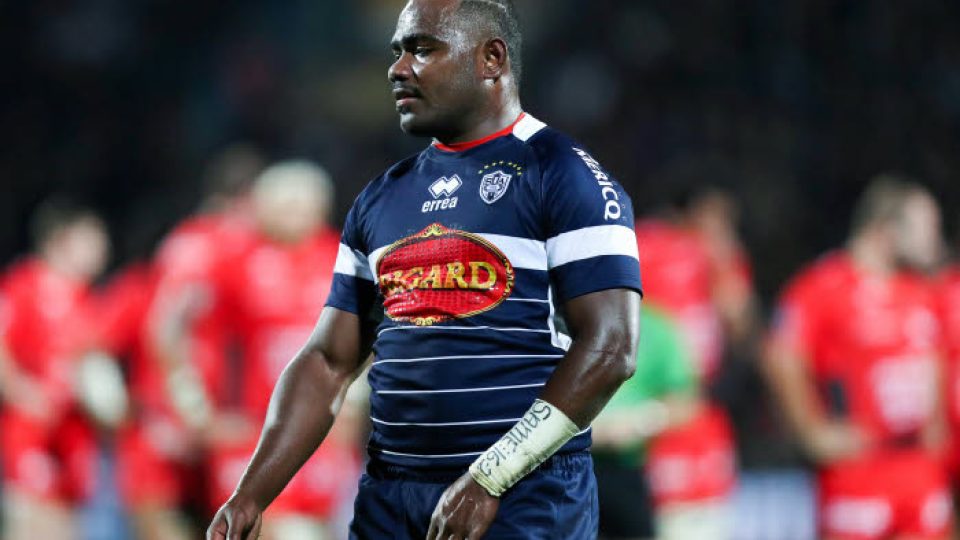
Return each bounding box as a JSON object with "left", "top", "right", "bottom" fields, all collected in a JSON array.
[
  {"left": 612, "top": 348, "right": 637, "bottom": 384},
  {"left": 595, "top": 340, "right": 637, "bottom": 387}
]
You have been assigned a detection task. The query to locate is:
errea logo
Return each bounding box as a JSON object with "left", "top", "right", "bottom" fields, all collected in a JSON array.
[
  {"left": 429, "top": 175, "right": 462, "bottom": 198},
  {"left": 423, "top": 175, "right": 461, "bottom": 213}
]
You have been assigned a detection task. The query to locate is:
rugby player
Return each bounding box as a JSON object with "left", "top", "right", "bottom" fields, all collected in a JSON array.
[
  {"left": 99, "top": 259, "right": 197, "bottom": 540},
  {"left": 208, "top": 0, "right": 642, "bottom": 538},
  {"left": 148, "top": 142, "right": 264, "bottom": 430},
  {"left": 767, "top": 176, "right": 952, "bottom": 540},
  {"left": 206, "top": 161, "right": 362, "bottom": 539},
  {"left": 633, "top": 189, "right": 747, "bottom": 539},
  {"left": 0, "top": 200, "right": 111, "bottom": 540},
  {"left": 935, "top": 226, "right": 960, "bottom": 494},
  {"left": 591, "top": 304, "right": 699, "bottom": 540}
]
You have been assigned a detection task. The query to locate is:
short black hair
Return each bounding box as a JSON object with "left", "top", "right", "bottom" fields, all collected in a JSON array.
[
  {"left": 457, "top": 0, "right": 523, "bottom": 85},
  {"left": 29, "top": 197, "right": 100, "bottom": 249},
  {"left": 202, "top": 142, "right": 264, "bottom": 199}
]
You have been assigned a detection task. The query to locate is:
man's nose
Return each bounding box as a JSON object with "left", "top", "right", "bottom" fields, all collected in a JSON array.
[{"left": 389, "top": 53, "right": 412, "bottom": 83}]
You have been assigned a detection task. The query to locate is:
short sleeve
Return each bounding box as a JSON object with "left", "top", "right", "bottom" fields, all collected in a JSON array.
[
  {"left": 0, "top": 286, "right": 11, "bottom": 340},
  {"left": 325, "top": 197, "right": 378, "bottom": 317},
  {"left": 769, "top": 278, "right": 821, "bottom": 360},
  {"left": 539, "top": 144, "right": 642, "bottom": 302}
]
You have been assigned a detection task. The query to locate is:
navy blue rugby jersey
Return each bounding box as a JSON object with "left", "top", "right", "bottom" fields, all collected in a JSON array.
[{"left": 326, "top": 113, "right": 642, "bottom": 469}]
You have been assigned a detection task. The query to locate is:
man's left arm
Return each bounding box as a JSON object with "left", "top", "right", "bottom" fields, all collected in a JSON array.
[{"left": 427, "top": 288, "right": 641, "bottom": 540}]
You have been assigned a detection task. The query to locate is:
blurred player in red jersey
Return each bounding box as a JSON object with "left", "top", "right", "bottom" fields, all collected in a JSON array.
[
  {"left": 767, "top": 175, "right": 952, "bottom": 540},
  {"left": 139, "top": 143, "right": 264, "bottom": 536},
  {"left": 99, "top": 260, "right": 200, "bottom": 540},
  {"left": 634, "top": 186, "right": 754, "bottom": 539},
  {"left": 204, "top": 160, "right": 363, "bottom": 540},
  {"left": 0, "top": 199, "right": 115, "bottom": 540},
  {"left": 935, "top": 223, "right": 960, "bottom": 496},
  {"left": 148, "top": 143, "right": 263, "bottom": 418}
]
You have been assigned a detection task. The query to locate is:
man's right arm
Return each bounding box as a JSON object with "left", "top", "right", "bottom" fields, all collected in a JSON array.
[
  {"left": 764, "top": 339, "right": 865, "bottom": 464},
  {"left": 207, "top": 306, "right": 373, "bottom": 540}
]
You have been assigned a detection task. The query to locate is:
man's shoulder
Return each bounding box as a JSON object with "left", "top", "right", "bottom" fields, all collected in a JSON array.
[
  {"left": 353, "top": 151, "right": 424, "bottom": 204},
  {"left": 781, "top": 251, "right": 851, "bottom": 304},
  {"left": 516, "top": 120, "right": 577, "bottom": 161},
  {"left": 383, "top": 151, "right": 424, "bottom": 180},
  {"left": 519, "top": 122, "right": 614, "bottom": 184}
]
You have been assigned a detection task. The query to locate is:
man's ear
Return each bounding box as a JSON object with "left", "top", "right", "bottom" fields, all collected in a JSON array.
[{"left": 481, "top": 38, "right": 508, "bottom": 81}]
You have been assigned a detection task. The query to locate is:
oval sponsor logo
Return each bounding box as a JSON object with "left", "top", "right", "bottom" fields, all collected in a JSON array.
[{"left": 376, "top": 223, "right": 514, "bottom": 326}]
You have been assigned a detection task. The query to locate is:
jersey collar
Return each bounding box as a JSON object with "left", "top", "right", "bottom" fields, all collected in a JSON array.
[{"left": 431, "top": 113, "right": 526, "bottom": 153}]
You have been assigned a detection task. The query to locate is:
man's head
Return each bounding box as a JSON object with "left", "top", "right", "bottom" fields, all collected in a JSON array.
[
  {"left": 850, "top": 174, "right": 943, "bottom": 272},
  {"left": 251, "top": 160, "right": 333, "bottom": 244},
  {"left": 31, "top": 198, "right": 110, "bottom": 281},
  {"left": 388, "top": 0, "right": 522, "bottom": 139},
  {"left": 202, "top": 143, "right": 265, "bottom": 211}
]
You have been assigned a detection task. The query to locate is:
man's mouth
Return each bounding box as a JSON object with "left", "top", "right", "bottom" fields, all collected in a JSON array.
[{"left": 393, "top": 88, "right": 421, "bottom": 109}]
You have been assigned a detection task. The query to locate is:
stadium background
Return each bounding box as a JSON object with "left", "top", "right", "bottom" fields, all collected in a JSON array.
[{"left": 2, "top": 0, "right": 960, "bottom": 538}]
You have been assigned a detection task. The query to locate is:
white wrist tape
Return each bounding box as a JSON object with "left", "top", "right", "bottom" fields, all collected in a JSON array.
[{"left": 468, "top": 399, "right": 580, "bottom": 497}]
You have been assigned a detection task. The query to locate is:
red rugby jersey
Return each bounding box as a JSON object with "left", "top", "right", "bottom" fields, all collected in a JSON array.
[
  {"left": 213, "top": 228, "right": 340, "bottom": 419},
  {"left": 151, "top": 211, "right": 255, "bottom": 406},
  {"left": 771, "top": 252, "right": 943, "bottom": 448},
  {"left": 0, "top": 258, "right": 100, "bottom": 420}
]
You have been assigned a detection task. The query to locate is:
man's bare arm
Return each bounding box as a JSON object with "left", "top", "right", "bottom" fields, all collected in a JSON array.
[
  {"left": 540, "top": 288, "right": 642, "bottom": 427},
  {"left": 0, "top": 339, "right": 55, "bottom": 423},
  {"left": 764, "top": 341, "right": 864, "bottom": 463},
  {"left": 427, "top": 288, "right": 641, "bottom": 540},
  {"left": 207, "top": 306, "right": 372, "bottom": 540}
]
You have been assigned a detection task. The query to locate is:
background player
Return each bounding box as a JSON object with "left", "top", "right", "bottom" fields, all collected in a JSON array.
[
  {"left": 634, "top": 185, "right": 754, "bottom": 538},
  {"left": 766, "top": 175, "right": 952, "bottom": 540},
  {"left": 148, "top": 142, "right": 264, "bottom": 436},
  {"left": 935, "top": 221, "right": 960, "bottom": 501},
  {"left": 98, "top": 257, "right": 198, "bottom": 540},
  {"left": 205, "top": 160, "right": 363, "bottom": 540},
  {"left": 208, "top": 0, "right": 642, "bottom": 538},
  {"left": 591, "top": 304, "right": 699, "bottom": 540},
  {"left": 0, "top": 200, "right": 113, "bottom": 539}
]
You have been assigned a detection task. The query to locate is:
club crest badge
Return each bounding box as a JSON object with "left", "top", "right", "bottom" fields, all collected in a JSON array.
[{"left": 479, "top": 170, "right": 512, "bottom": 204}]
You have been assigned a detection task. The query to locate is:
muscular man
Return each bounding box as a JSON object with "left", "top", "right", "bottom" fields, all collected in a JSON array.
[
  {"left": 767, "top": 176, "right": 952, "bottom": 540},
  {"left": 207, "top": 1, "right": 642, "bottom": 538}
]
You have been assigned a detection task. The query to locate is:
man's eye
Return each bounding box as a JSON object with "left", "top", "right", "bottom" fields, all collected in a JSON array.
[
  {"left": 392, "top": 50, "right": 402, "bottom": 60},
  {"left": 414, "top": 47, "right": 432, "bottom": 57}
]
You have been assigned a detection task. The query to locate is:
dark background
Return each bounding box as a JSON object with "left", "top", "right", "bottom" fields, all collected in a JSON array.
[{"left": 3, "top": 0, "right": 960, "bottom": 303}]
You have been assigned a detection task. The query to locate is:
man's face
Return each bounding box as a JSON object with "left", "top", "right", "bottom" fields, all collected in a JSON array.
[
  {"left": 254, "top": 180, "right": 324, "bottom": 244},
  {"left": 892, "top": 192, "right": 943, "bottom": 272},
  {"left": 388, "top": 0, "right": 486, "bottom": 138},
  {"left": 58, "top": 217, "right": 110, "bottom": 281}
]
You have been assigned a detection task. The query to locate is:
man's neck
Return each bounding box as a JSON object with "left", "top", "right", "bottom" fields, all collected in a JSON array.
[
  {"left": 41, "top": 250, "right": 87, "bottom": 283},
  {"left": 437, "top": 101, "right": 524, "bottom": 146},
  {"left": 848, "top": 233, "right": 895, "bottom": 277}
]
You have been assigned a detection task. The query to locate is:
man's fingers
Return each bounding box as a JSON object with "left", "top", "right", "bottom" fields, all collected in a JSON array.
[
  {"left": 225, "top": 508, "right": 247, "bottom": 540},
  {"left": 243, "top": 514, "right": 263, "bottom": 540},
  {"left": 206, "top": 512, "right": 228, "bottom": 540}
]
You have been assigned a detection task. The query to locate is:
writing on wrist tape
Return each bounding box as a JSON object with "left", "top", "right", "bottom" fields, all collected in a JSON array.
[{"left": 468, "top": 399, "right": 580, "bottom": 497}]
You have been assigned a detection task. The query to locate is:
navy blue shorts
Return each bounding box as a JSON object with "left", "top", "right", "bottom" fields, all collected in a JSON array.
[{"left": 349, "top": 451, "right": 599, "bottom": 539}]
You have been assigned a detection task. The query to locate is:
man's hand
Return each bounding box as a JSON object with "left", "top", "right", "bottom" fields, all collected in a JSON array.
[
  {"left": 804, "top": 421, "right": 867, "bottom": 464},
  {"left": 3, "top": 373, "right": 57, "bottom": 426},
  {"left": 427, "top": 473, "right": 499, "bottom": 540},
  {"left": 207, "top": 495, "right": 263, "bottom": 540}
]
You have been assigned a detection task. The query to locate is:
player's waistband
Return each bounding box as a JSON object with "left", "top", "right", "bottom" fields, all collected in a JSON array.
[{"left": 365, "top": 450, "right": 592, "bottom": 483}]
